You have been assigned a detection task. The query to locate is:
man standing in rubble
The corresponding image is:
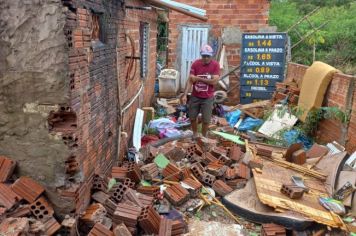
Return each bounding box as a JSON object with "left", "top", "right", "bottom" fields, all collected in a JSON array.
[{"left": 181, "top": 44, "right": 220, "bottom": 138}]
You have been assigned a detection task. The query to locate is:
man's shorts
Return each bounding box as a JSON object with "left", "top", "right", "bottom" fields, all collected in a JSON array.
[{"left": 188, "top": 96, "right": 214, "bottom": 124}]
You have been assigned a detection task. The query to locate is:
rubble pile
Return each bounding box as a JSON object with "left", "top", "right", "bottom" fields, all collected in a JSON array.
[
  {"left": 1, "top": 75, "right": 356, "bottom": 235},
  {"left": 0, "top": 156, "right": 61, "bottom": 235}
]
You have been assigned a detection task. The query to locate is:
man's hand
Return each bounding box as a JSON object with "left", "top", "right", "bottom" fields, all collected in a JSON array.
[
  {"left": 181, "top": 94, "right": 187, "bottom": 104},
  {"left": 190, "top": 75, "right": 199, "bottom": 83}
]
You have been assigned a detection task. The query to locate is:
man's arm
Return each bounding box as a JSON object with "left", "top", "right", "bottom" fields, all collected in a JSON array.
[
  {"left": 181, "top": 75, "right": 195, "bottom": 104},
  {"left": 195, "top": 75, "right": 219, "bottom": 85},
  {"left": 184, "top": 76, "right": 194, "bottom": 95}
]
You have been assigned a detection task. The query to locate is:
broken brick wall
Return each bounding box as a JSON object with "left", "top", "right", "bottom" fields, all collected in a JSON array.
[
  {"left": 117, "top": 0, "right": 158, "bottom": 157},
  {"left": 0, "top": 0, "right": 73, "bottom": 216},
  {"left": 167, "top": 0, "right": 271, "bottom": 104},
  {"left": 63, "top": 0, "right": 158, "bottom": 216},
  {"left": 0, "top": 0, "right": 158, "bottom": 218},
  {"left": 62, "top": 0, "right": 122, "bottom": 216},
  {"left": 286, "top": 62, "right": 356, "bottom": 153}
]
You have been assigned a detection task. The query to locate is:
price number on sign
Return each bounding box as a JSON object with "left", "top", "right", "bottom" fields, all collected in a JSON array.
[
  {"left": 245, "top": 80, "right": 269, "bottom": 86},
  {"left": 257, "top": 40, "right": 272, "bottom": 47},
  {"left": 255, "top": 67, "right": 271, "bottom": 74},
  {"left": 256, "top": 53, "right": 272, "bottom": 60}
]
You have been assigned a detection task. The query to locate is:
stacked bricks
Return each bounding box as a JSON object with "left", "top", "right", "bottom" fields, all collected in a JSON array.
[
  {"left": 181, "top": 178, "right": 202, "bottom": 197},
  {"left": 0, "top": 156, "right": 16, "bottom": 182},
  {"left": 113, "top": 203, "right": 142, "bottom": 234},
  {"left": 138, "top": 206, "right": 161, "bottom": 234},
  {"left": 162, "top": 163, "right": 183, "bottom": 181},
  {"left": 164, "top": 183, "right": 190, "bottom": 206},
  {"left": 212, "top": 180, "right": 233, "bottom": 197},
  {"left": 140, "top": 163, "right": 159, "bottom": 180},
  {"left": 137, "top": 186, "right": 160, "bottom": 199},
  {"left": 280, "top": 184, "right": 304, "bottom": 199}
]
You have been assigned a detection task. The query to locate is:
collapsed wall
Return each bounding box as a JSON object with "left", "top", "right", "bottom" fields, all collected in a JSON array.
[
  {"left": 0, "top": 0, "right": 73, "bottom": 215},
  {"left": 0, "top": 0, "right": 121, "bottom": 217}
]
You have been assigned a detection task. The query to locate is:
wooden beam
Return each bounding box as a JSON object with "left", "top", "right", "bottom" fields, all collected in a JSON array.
[{"left": 145, "top": 0, "right": 208, "bottom": 21}]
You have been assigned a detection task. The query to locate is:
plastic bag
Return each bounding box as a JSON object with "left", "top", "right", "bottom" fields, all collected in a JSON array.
[
  {"left": 225, "top": 110, "right": 241, "bottom": 127},
  {"left": 283, "top": 129, "right": 313, "bottom": 149},
  {"left": 319, "top": 197, "right": 346, "bottom": 215},
  {"left": 238, "top": 117, "right": 263, "bottom": 131}
]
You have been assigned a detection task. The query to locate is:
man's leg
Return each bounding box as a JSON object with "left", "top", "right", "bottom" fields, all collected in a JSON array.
[
  {"left": 188, "top": 96, "right": 200, "bottom": 138},
  {"left": 190, "top": 119, "right": 198, "bottom": 137},
  {"left": 201, "top": 97, "right": 214, "bottom": 137}
]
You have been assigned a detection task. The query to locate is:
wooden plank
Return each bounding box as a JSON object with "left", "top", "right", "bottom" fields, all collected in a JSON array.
[{"left": 252, "top": 161, "right": 346, "bottom": 229}]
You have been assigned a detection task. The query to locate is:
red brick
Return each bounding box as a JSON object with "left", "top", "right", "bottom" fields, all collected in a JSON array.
[
  {"left": 0, "top": 156, "right": 16, "bottom": 182},
  {"left": 11, "top": 177, "right": 44, "bottom": 203},
  {"left": 0, "top": 183, "right": 20, "bottom": 210}
]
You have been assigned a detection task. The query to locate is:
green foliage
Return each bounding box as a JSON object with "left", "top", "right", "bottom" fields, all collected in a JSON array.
[{"left": 270, "top": 1, "right": 356, "bottom": 73}]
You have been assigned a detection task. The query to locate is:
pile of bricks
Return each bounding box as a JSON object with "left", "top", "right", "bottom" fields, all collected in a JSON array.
[{"left": 0, "top": 156, "right": 62, "bottom": 235}]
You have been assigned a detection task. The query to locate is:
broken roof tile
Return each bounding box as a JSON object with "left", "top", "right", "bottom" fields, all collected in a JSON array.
[
  {"left": 11, "top": 176, "right": 45, "bottom": 203},
  {"left": 0, "top": 156, "right": 16, "bottom": 182}
]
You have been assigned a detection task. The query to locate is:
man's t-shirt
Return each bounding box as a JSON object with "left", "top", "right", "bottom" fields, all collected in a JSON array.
[{"left": 190, "top": 59, "right": 220, "bottom": 98}]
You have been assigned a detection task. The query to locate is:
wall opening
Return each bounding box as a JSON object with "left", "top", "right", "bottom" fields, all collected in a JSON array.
[{"left": 91, "top": 12, "right": 107, "bottom": 44}]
